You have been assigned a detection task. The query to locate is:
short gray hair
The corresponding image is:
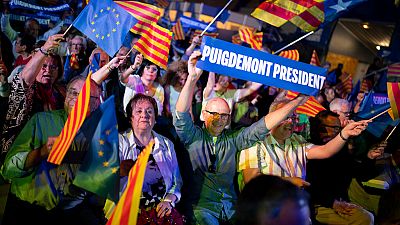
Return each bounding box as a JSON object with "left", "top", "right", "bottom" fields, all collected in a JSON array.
[{"left": 329, "top": 98, "right": 350, "bottom": 111}]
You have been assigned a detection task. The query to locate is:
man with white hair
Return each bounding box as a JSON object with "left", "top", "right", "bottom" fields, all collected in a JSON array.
[{"left": 330, "top": 98, "right": 351, "bottom": 127}]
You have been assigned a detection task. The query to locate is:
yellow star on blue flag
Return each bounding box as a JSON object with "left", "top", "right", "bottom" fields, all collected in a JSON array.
[
  {"left": 73, "top": 96, "right": 120, "bottom": 202},
  {"left": 72, "top": 0, "right": 138, "bottom": 57}
]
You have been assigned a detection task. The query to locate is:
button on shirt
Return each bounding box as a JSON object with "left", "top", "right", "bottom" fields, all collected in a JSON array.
[{"left": 173, "top": 111, "right": 269, "bottom": 219}]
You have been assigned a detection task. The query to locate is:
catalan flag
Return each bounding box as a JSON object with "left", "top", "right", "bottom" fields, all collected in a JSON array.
[
  {"left": 70, "top": 53, "right": 80, "bottom": 70},
  {"left": 310, "top": 50, "right": 320, "bottom": 66},
  {"left": 239, "top": 27, "right": 263, "bottom": 50},
  {"left": 387, "top": 63, "right": 400, "bottom": 82},
  {"left": 190, "top": 30, "right": 219, "bottom": 43},
  {"left": 106, "top": 141, "right": 155, "bottom": 225},
  {"left": 47, "top": 74, "right": 91, "bottom": 165},
  {"left": 155, "top": 0, "right": 170, "bottom": 8},
  {"left": 251, "top": 0, "right": 320, "bottom": 28},
  {"left": 134, "top": 23, "right": 172, "bottom": 69},
  {"left": 387, "top": 82, "right": 400, "bottom": 119},
  {"left": 287, "top": 91, "right": 326, "bottom": 117},
  {"left": 278, "top": 49, "right": 300, "bottom": 61},
  {"left": 360, "top": 79, "right": 372, "bottom": 93},
  {"left": 172, "top": 19, "right": 185, "bottom": 40},
  {"left": 115, "top": 1, "right": 162, "bottom": 35},
  {"left": 336, "top": 73, "right": 353, "bottom": 98},
  {"left": 290, "top": 1, "right": 324, "bottom": 32},
  {"left": 72, "top": 0, "right": 138, "bottom": 57}
]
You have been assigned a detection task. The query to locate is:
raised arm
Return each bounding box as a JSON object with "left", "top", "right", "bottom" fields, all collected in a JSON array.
[
  {"left": 91, "top": 55, "right": 126, "bottom": 85},
  {"left": 307, "top": 120, "right": 369, "bottom": 159},
  {"left": 120, "top": 53, "right": 143, "bottom": 84},
  {"left": 263, "top": 95, "right": 308, "bottom": 130},
  {"left": 20, "top": 34, "right": 64, "bottom": 86},
  {"left": 236, "top": 81, "right": 263, "bottom": 101},
  {"left": 203, "top": 71, "right": 215, "bottom": 100},
  {"left": 176, "top": 51, "right": 203, "bottom": 113}
]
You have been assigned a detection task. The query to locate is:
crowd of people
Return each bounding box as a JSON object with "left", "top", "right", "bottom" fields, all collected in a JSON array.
[{"left": 0, "top": 6, "right": 400, "bottom": 225}]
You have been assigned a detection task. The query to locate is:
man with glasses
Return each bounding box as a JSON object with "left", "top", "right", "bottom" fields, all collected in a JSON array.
[
  {"left": 238, "top": 103, "right": 369, "bottom": 191},
  {"left": 173, "top": 51, "right": 309, "bottom": 225},
  {"left": 0, "top": 53, "right": 125, "bottom": 224},
  {"left": 330, "top": 98, "right": 351, "bottom": 127},
  {"left": 307, "top": 110, "right": 374, "bottom": 225}
]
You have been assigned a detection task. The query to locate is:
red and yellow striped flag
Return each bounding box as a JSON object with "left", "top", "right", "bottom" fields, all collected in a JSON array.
[
  {"left": 336, "top": 73, "right": 353, "bottom": 98},
  {"left": 115, "top": 1, "right": 162, "bottom": 34},
  {"left": 290, "top": 1, "right": 324, "bottom": 32},
  {"left": 239, "top": 27, "right": 263, "bottom": 50},
  {"left": 251, "top": 0, "right": 320, "bottom": 27},
  {"left": 189, "top": 30, "right": 219, "bottom": 44},
  {"left": 310, "top": 50, "right": 320, "bottom": 66},
  {"left": 155, "top": 0, "right": 170, "bottom": 8},
  {"left": 387, "top": 82, "right": 400, "bottom": 120},
  {"left": 106, "top": 141, "right": 154, "bottom": 225},
  {"left": 172, "top": 19, "right": 185, "bottom": 40},
  {"left": 278, "top": 49, "right": 300, "bottom": 61},
  {"left": 287, "top": 91, "right": 326, "bottom": 117},
  {"left": 360, "top": 79, "right": 371, "bottom": 93},
  {"left": 47, "top": 75, "right": 91, "bottom": 165},
  {"left": 387, "top": 63, "right": 400, "bottom": 80},
  {"left": 134, "top": 23, "right": 172, "bottom": 69}
]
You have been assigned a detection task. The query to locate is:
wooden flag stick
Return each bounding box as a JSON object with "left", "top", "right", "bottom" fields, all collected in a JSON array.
[
  {"left": 200, "top": 0, "right": 233, "bottom": 37},
  {"left": 369, "top": 108, "right": 390, "bottom": 121},
  {"left": 62, "top": 24, "right": 73, "bottom": 37},
  {"left": 125, "top": 46, "right": 135, "bottom": 58},
  {"left": 274, "top": 31, "right": 314, "bottom": 55},
  {"left": 385, "top": 124, "right": 398, "bottom": 141}
]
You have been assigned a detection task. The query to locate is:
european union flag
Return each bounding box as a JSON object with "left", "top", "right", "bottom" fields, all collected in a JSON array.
[
  {"left": 89, "top": 53, "right": 100, "bottom": 74},
  {"left": 72, "top": 0, "right": 138, "bottom": 57},
  {"left": 355, "top": 102, "right": 399, "bottom": 138},
  {"left": 73, "top": 96, "right": 119, "bottom": 202},
  {"left": 201, "top": 4, "right": 231, "bottom": 23},
  {"left": 324, "top": 0, "right": 367, "bottom": 24}
]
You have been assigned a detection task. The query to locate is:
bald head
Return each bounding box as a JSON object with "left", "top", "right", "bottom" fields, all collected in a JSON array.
[{"left": 205, "top": 97, "right": 230, "bottom": 114}]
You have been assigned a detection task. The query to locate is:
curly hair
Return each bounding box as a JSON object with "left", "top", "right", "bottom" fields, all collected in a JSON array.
[{"left": 162, "top": 60, "right": 188, "bottom": 86}]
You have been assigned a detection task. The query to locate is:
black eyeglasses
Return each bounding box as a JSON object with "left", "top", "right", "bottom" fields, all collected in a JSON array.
[
  {"left": 208, "top": 154, "right": 217, "bottom": 173},
  {"left": 319, "top": 124, "right": 341, "bottom": 132},
  {"left": 205, "top": 110, "right": 230, "bottom": 120}
]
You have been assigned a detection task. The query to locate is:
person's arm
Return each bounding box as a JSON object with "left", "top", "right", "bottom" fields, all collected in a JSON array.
[
  {"left": 175, "top": 51, "right": 203, "bottom": 113},
  {"left": 24, "top": 137, "right": 56, "bottom": 170},
  {"left": 263, "top": 95, "right": 309, "bottom": 130},
  {"left": 242, "top": 168, "right": 262, "bottom": 184},
  {"left": 236, "top": 81, "right": 263, "bottom": 101},
  {"left": 20, "top": 34, "right": 64, "bottom": 86},
  {"left": 307, "top": 120, "right": 369, "bottom": 159},
  {"left": 91, "top": 56, "right": 126, "bottom": 85},
  {"left": 1, "top": 14, "right": 17, "bottom": 42},
  {"left": 119, "top": 53, "right": 142, "bottom": 84},
  {"left": 203, "top": 71, "right": 215, "bottom": 100},
  {"left": 183, "top": 35, "right": 200, "bottom": 60}
]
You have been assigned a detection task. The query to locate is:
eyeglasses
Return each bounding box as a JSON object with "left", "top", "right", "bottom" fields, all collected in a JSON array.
[
  {"left": 319, "top": 124, "right": 341, "bottom": 132},
  {"left": 71, "top": 43, "right": 83, "bottom": 47},
  {"left": 67, "top": 89, "right": 99, "bottom": 100},
  {"left": 205, "top": 110, "right": 230, "bottom": 120},
  {"left": 145, "top": 65, "right": 158, "bottom": 73},
  {"left": 284, "top": 114, "right": 299, "bottom": 122},
  {"left": 42, "top": 64, "right": 58, "bottom": 71}
]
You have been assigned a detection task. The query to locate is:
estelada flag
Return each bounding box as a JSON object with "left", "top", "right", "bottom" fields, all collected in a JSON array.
[
  {"left": 106, "top": 141, "right": 155, "bottom": 225},
  {"left": 287, "top": 90, "right": 326, "bottom": 117}
]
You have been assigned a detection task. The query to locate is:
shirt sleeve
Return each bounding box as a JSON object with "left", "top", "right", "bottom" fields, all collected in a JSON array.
[
  {"left": 1, "top": 14, "right": 17, "bottom": 42},
  {"left": 234, "top": 117, "right": 269, "bottom": 150},
  {"left": 173, "top": 111, "right": 202, "bottom": 146},
  {"left": 163, "top": 138, "right": 182, "bottom": 202},
  {"left": 238, "top": 143, "right": 266, "bottom": 171}
]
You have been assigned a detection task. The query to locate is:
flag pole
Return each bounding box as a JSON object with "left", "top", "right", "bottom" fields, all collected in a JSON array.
[
  {"left": 385, "top": 124, "right": 398, "bottom": 141},
  {"left": 125, "top": 46, "right": 135, "bottom": 58},
  {"left": 62, "top": 24, "right": 73, "bottom": 37},
  {"left": 369, "top": 108, "right": 390, "bottom": 121},
  {"left": 273, "top": 31, "right": 314, "bottom": 55},
  {"left": 364, "top": 66, "right": 388, "bottom": 78},
  {"left": 200, "top": 0, "right": 233, "bottom": 37}
]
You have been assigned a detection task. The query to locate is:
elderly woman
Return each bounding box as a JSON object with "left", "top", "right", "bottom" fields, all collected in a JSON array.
[
  {"left": 1, "top": 34, "right": 65, "bottom": 156},
  {"left": 111, "top": 93, "right": 183, "bottom": 224},
  {"left": 121, "top": 55, "right": 164, "bottom": 116}
]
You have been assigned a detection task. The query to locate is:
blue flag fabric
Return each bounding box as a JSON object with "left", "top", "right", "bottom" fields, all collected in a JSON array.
[
  {"left": 73, "top": 96, "right": 119, "bottom": 202},
  {"left": 72, "top": 0, "right": 138, "bottom": 57},
  {"left": 89, "top": 53, "right": 101, "bottom": 74},
  {"left": 323, "top": 0, "right": 367, "bottom": 24},
  {"left": 325, "top": 70, "right": 337, "bottom": 86},
  {"left": 198, "top": 36, "right": 327, "bottom": 96},
  {"left": 348, "top": 80, "right": 361, "bottom": 103},
  {"left": 179, "top": 16, "right": 217, "bottom": 33},
  {"left": 355, "top": 102, "right": 399, "bottom": 138},
  {"left": 201, "top": 4, "right": 231, "bottom": 23}
]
